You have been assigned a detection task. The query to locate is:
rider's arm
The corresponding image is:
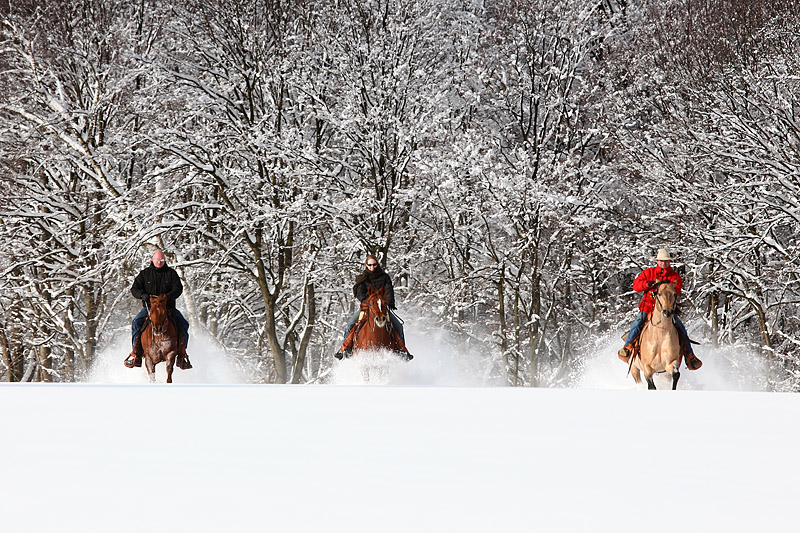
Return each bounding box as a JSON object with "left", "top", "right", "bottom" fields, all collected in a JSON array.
[
  {"left": 165, "top": 269, "right": 184, "bottom": 304},
  {"left": 632, "top": 267, "right": 655, "bottom": 293},
  {"left": 385, "top": 274, "right": 396, "bottom": 309},
  {"left": 671, "top": 271, "right": 683, "bottom": 295},
  {"left": 131, "top": 271, "right": 147, "bottom": 300},
  {"left": 355, "top": 282, "right": 367, "bottom": 302}
]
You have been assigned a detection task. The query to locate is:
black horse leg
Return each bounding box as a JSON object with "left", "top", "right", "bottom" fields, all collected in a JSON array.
[
  {"left": 672, "top": 370, "right": 681, "bottom": 390},
  {"left": 647, "top": 377, "right": 656, "bottom": 390}
]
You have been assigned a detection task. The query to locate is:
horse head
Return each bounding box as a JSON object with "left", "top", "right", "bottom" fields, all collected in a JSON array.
[
  {"left": 365, "top": 286, "right": 389, "bottom": 330},
  {"left": 148, "top": 295, "right": 170, "bottom": 336},
  {"left": 655, "top": 281, "right": 677, "bottom": 319}
]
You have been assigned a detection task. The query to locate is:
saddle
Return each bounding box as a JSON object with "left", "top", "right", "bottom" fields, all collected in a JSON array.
[
  {"left": 338, "top": 312, "right": 410, "bottom": 359},
  {"left": 619, "top": 313, "right": 698, "bottom": 368}
]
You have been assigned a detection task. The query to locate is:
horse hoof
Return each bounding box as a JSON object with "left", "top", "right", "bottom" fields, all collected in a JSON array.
[{"left": 334, "top": 351, "right": 344, "bottom": 360}]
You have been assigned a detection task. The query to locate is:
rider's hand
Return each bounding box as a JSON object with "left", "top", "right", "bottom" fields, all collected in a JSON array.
[
  {"left": 647, "top": 281, "right": 655, "bottom": 288},
  {"left": 141, "top": 294, "right": 150, "bottom": 306}
]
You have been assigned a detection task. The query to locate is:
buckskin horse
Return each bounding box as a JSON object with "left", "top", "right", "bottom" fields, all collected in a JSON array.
[
  {"left": 140, "top": 294, "right": 180, "bottom": 383},
  {"left": 339, "top": 285, "right": 411, "bottom": 360},
  {"left": 629, "top": 280, "right": 682, "bottom": 390}
]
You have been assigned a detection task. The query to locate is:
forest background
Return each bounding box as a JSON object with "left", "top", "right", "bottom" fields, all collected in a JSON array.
[{"left": 1, "top": 0, "right": 798, "bottom": 388}]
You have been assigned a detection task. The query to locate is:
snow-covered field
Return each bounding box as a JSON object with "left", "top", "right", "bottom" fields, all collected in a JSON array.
[{"left": 3, "top": 319, "right": 796, "bottom": 532}]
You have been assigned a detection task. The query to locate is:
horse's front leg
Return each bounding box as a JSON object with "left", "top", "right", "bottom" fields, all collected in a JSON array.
[
  {"left": 643, "top": 366, "right": 657, "bottom": 390},
  {"left": 165, "top": 350, "right": 176, "bottom": 384},
  {"left": 144, "top": 357, "right": 156, "bottom": 383}
]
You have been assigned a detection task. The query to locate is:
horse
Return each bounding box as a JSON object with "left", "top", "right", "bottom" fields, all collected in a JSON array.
[
  {"left": 629, "top": 280, "right": 682, "bottom": 390},
  {"left": 341, "top": 285, "right": 410, "bottom": 359},
  {"left": 140, "top": 294, "right": 180, "bottom": 383}
]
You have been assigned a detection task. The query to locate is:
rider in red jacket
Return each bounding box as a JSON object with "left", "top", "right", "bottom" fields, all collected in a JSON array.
[{"left": 618, "top": 249, "right": 702, "bottom": 370}]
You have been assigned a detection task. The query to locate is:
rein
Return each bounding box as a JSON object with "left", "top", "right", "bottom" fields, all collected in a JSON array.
[{"left": 647, "top": 281, "right": 673, "bottom": 327}]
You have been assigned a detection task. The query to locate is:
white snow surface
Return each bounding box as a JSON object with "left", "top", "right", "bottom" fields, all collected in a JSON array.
[{"left": 3, "top": 318, "right": 797, "bottom": 532}]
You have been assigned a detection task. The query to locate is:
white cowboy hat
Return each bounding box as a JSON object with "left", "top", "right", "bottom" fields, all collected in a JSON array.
[{"left": 652, "top": 248, "right": 676, "bottom": 261}]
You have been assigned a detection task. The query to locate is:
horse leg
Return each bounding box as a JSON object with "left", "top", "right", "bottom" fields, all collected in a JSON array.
[
  {"left": 144, "top": 357, "right": 156, "bottom": 383},
  {"left": 630, "top": 366, "right": 641, "bottom": 384},
  {"left": 644, "top": 368, "right": 656, "bottom": 390},
  {"left": 166, "top": 350, "right": 176, "bottom": 384},
  {"left": 671, "top": 367, "right": 681, "bottom": 390}
]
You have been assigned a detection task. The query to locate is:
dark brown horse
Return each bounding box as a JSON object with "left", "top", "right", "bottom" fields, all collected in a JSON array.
[
  {"left": 339, "top": 285, "right": 410, "bottom": 358},
  {"left": 141, "top": 294, "right": 179, "bottom": 383}
]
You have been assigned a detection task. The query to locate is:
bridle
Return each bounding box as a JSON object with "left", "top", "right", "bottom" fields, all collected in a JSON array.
[
  {"left": 649, "top": 282, "right": 675, "bottom": 326},
  {"left": 148, "top": 299, "right": 168, "bottom": 339}
]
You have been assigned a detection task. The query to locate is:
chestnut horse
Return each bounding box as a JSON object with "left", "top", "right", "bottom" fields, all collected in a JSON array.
[
  {"left": 340, "top": 285, "right": 410, "bottom": 359},
  {"left": 629, "top": 281, "right": 682, "bottom": 390},
  {"left": 141, "top": 295, "right": 179, "bottom": 383}
]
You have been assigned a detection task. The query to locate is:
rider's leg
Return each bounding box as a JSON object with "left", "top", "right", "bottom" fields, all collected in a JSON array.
[
  {"left": 343, "top": 308, "right": 361, "bottom": 339},
  {"left": 172, "top": 308, "right": 192, "bottom": 369},
  {"left": 126, "top": 308, "right": 148, "bottom": 368},
  {"left": 335, "top": 308, "right": 362, "bottom": 359},
  {"left": 388, "top": 310, "right": 412, "bottom": 360},
  {"left": 673, "top": 315, "right": 702, "bottom": 369},
  {"left": 388, "top": 311, "right": 406, "bottom": 344},
  {"left": 618, "top": 311, "right": 647, "bottom": 360}
]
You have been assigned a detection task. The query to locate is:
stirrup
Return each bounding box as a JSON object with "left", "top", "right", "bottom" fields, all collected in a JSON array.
[{"left": 124, "top": 354, "right": 136, "bottom": 368}]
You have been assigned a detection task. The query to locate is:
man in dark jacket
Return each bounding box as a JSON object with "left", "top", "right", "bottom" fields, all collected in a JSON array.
[
  {"left": 335, "top": 255, "right": 407, "bottom": 358},
  {"left": 124, "top": 250, "right": 192, "bottom": 370}
]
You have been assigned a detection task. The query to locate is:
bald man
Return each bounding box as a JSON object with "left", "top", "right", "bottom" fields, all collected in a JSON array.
[{"left": 125, "top": 250, "right": 192, "bottom": 370}]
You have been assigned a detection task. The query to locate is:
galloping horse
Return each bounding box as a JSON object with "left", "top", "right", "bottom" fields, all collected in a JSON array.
[
  {"left": 629, "top": 281, "right": 682, "bottom": 390},
  {"left": 340, "top": 285, "right": 410, "bottom": 359},
  {"left": 141, "top": 294, "right": 180, "bottom": 383}
]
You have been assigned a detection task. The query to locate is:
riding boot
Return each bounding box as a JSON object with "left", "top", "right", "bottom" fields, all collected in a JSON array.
[
  {"left": 177, "top": 345, "right": 193, "bottom": 370},
  {"left": 677, "top": 334, "right": 703, "bottom": 370},
  {"left": 396, "top": 349, "right": 413, "bottom": 361},
  {"left": 685, "top": 353, "right": 703, "bottom": 370},
  {"left": 618, "top": 343, "right": 635, "bottom": 363},
  {"left": 125, "top": 338, "right": 144, "bottom": 368},
  {"left": 334, "top": 346, "right": 353, "bottom": 360}
]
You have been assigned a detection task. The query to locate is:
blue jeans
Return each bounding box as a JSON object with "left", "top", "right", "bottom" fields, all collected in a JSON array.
[
  {"left": 343, "top": 307, "right": 405, "bottom": 344},
  {"left": 624, "top": 311, "right": 694, "bottom": 354},
  {"left": 132, "top": 307, "right": 190, "bottom": 349}
]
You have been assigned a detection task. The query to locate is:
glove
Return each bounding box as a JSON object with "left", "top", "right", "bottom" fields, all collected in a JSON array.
[
  {"left": 647, "top": 281, "right": 655, "bottom": 289},
  {"left": 389, "top": 303, "right": 397, "bottom": 311},
  {"left": 141, "top": 293, "right": 150, "bottom": 306}
]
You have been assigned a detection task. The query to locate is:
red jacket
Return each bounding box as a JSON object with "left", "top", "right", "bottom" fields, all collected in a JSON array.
[{"left": 633, "top": 266, "right": 682, "bottom": 313}]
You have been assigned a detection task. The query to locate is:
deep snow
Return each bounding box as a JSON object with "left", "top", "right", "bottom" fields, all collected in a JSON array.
[{"left": 2, "top": 317, "right": 794, "bottom": 532}]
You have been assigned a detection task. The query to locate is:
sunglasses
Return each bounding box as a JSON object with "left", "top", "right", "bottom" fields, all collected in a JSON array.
[
  {"left": 366, "top": 263, "right": 378, "bottom": 267},
  {"left": 154, "top": 259, "right": 166, "bottom": 263}
]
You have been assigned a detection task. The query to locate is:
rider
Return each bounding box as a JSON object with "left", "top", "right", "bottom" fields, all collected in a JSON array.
[
  {"left": 125, "top": 250, "right": 192, "bottom": 370},
  {"left": 618, "top": 248, "right": 702, "bottom": 370},
  {"left": 334, "top": 254, "right": 409, "bottom": 359}
]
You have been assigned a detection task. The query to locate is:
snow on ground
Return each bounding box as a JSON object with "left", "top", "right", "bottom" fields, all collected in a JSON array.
[{"left": 3, "top": 317, "right": 796, "bottom": 532}]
